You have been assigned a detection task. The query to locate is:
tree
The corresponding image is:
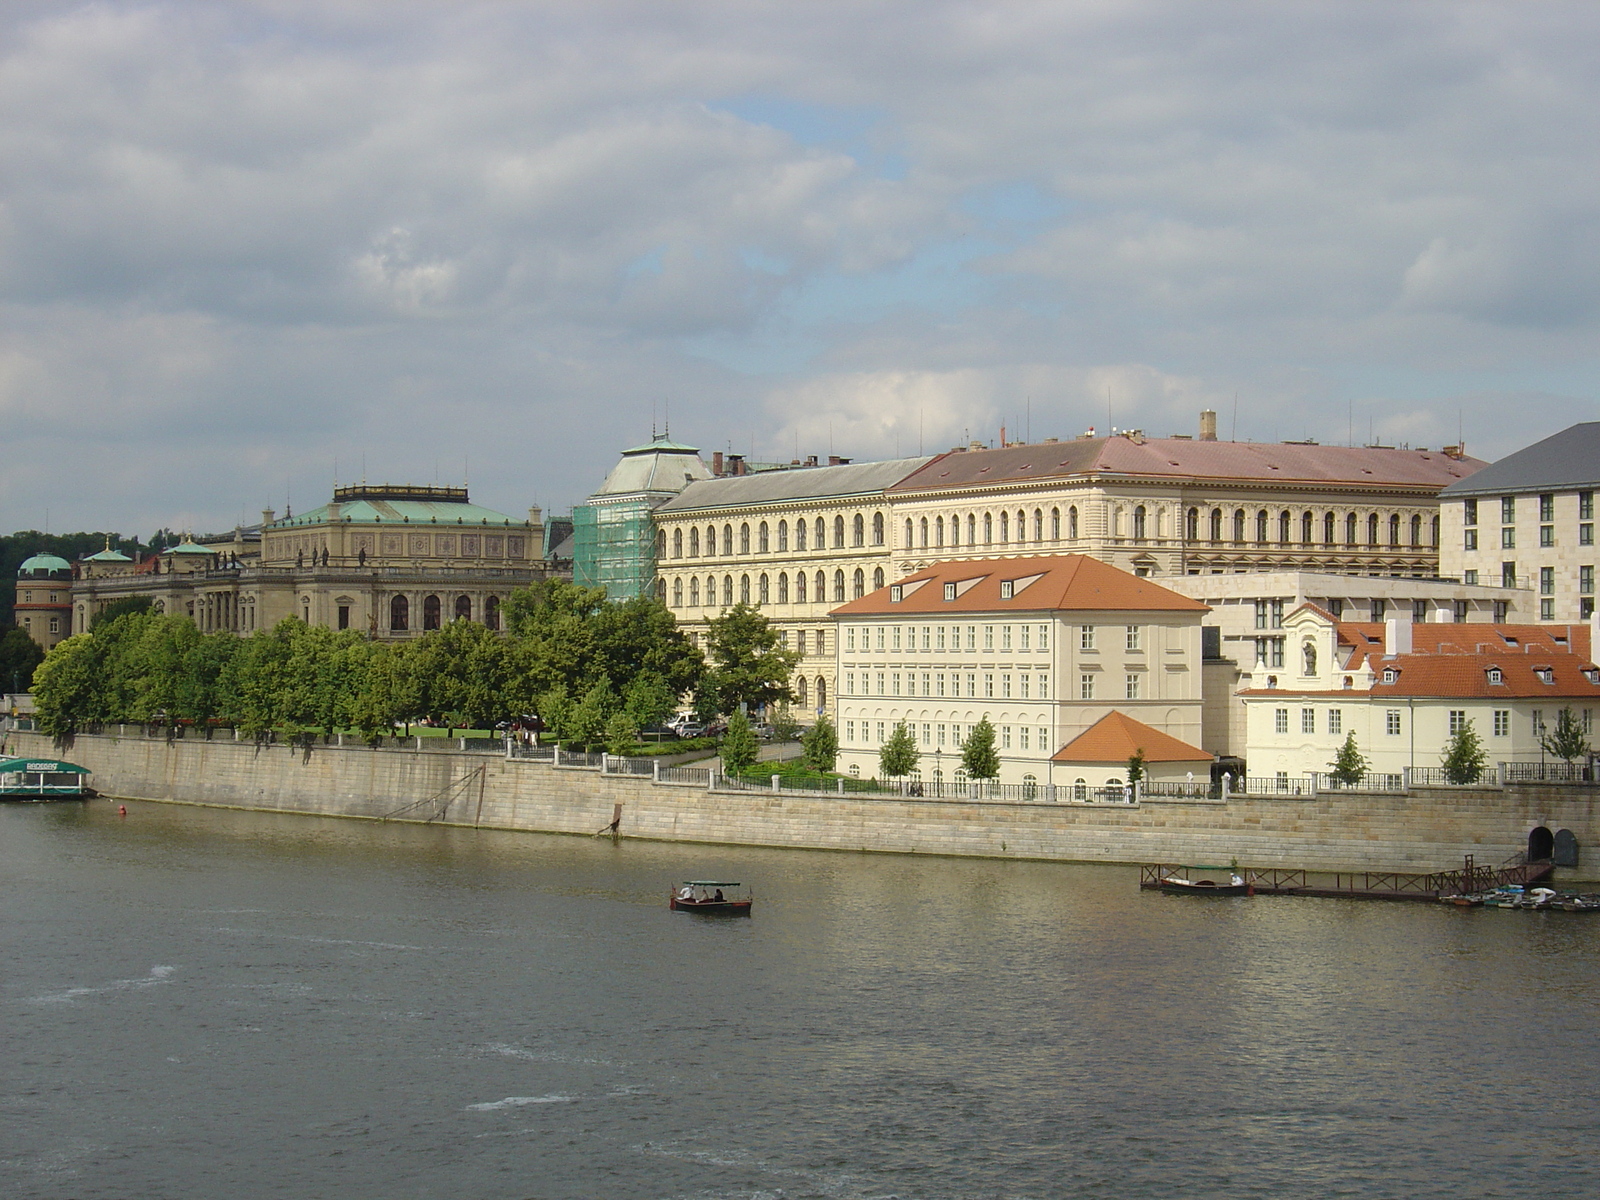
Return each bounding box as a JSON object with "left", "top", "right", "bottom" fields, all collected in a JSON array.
[
  {"left": 90, "top": 595, "right": 153, "bottom": 630},
  {"left": 720, "top": 711, "right": 759, "bottom": 775},
  {"left": 801, "top": 713, "right": 838, "bottom": 772},
  {"left": 879, "top": 720, "right": 919, "bottom": 779},
  {"left": 1540, "top": 706, "right": 1590, "bottom": 765},
  {"left": 1441, "top": 717, "right": 1489, "bottom": 784},
  {"left": 1328, "top": 731, "right": 1367, "bottom": 787},
  {"left": 0, "top": 626, "right": 45, "bottom": 693},
  {"left": 568, "top": 679, "right": 618, "bottom": 747},
  {"left": 960, "top": 717, "right": 1000, "bottom": 781},
  {"left": 623, "top": 672, "right": 679, "bottom": 730},
  {"left": 31, "top": 634, "right": 102, "bottom": 740},
  {"left": 1125, "top": 748, "right": 1146, "bottom": 786},
  {"left": 769, "top": 703, "right": 801, "bottom": 745},
  {"left": 603, "top": 710, "right": 640, "bottom": 756},
  {"left": 701, "top": 603, "right": 801, "bottom": 716}
]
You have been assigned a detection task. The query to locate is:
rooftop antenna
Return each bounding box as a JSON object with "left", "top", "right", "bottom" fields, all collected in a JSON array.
[
  {"left": 361, "top": 453, "right": 366, "bottom": 486},
  {"left": 664, "top": 397, "right": 670, "bottom": 437}
]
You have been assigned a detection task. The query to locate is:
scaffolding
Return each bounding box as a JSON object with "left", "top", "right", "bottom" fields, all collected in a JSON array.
[{"left": 572, "top": 497, "right": 658, "bottom": 601}]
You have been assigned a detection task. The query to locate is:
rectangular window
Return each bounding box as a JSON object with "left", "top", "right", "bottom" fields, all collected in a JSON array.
[
  {"left": 1464, "top": 570, "right": 1478, "bottom": 585},
  {"left": 1583, "top": 524, "right": 1594, "bottom": 547},
  {"left": 1126, "top": 674, "right": 1141, "bottom": 700},
  {"left": 1328, "top": 709, "right": 1342, "bottom": 735},
  {"left": 936, "top": 673, "right": 946, "bottom": 697},
  {"left": 1502, "top": 527, "right": 1516, "bottom": 549},
  {"left": 937, "top": 724, "right": 946, "bottom": 746},
  {"left": 1038, "top": 625, "right": 1049, "bottom": 651},
  {"left": 1386, "top": 710, "right": 1402, "bottom": 736},
  {"left": 984, "top": 626, "right": 995, "bottom": 651},
  {"left": 1533, "top": 711, "right": 1546, "bottom": 736},
  {"left": 876, "top": 627, "right": 885, "bottom": 651},
  {"left": 985, "top": 673, "right": 994, "bottom": 698},
  {"left": 922, "top": 672, "right": 931, "bottom": 697},
  {"left": 1019, "top": 727, "right": 1030, "bottom": 750},
  {"left": 1274, "top": 708, "right": 1289, "bottom": 734},
  {"left": 1038, "top": 675, "right": 1049, "bottom": 699},
  {"left": 1019, "top": 625, "right": 1030, "bottom": 651},
  {"left": 936, "top": 626, "right": 945, "bottom": 651},
  {"left": 1541, "top": 598, "right": 1555, "bottom": 620},
  {"left": 846, "top": 720, "right": 855, "bottom": 742},
  {"left": 1502, "top": 496, "right": 1516, "bottom": 523},
  {"left": 1582, "top": 492, "right": 1594, "bottom": 520},
  {"left": 877, "top": 721, "right": 885, "bottom": 744},
  {"left": 1125, "top": 625, "right": 1141, "bottom": 650},
  {"left": 1540, "top": 494, "right": 1554, "bottom": 521},
  {"left": 1271, "top": 599, "right": 1284, "bottom": 628},
  {"left": 1502, "top": 563, "right": 1517, "bottom": 589},
  {"left": 1449, "top": 710, "right": 1467, "bottom": 735},
  {"left": 1080, "top": 625, "right": 1095, "bottom": 650},
  {"left": 892, "top": 673, "right": 901, "bottom": 696},
  {"left": 1493, "top": 710, "right": 1509, "bottom": 737},
  {"left": 1081, "top": 675, "right": 1095, "bottom": 700},
  {"left": 337, "top": 606, "right": 350, "bottom": 631},
  {"left": 1001, "top": 726, "right": 1012, "bottom": 749},
  {"left": 1541, "top": 566, "right": 1555, "bottom": 594},
  {"left": 1254, "top": 599, "right": 1269, "bottom": 630},
  {"left": 1002, "top": 626, "right": 1012, "bottom": 652},
  {"left": 1584, "top": 598, "right": 1596, "bottom": 619},
  {"left": 1464, "top": 498, "right": 1478, "bottom": 526},
  {"left": 1020, "top": 675, "right": 1030, "bottom": 699},
  {"left": 922, "top": 724, "right": 931, "bottom": 746},
  {"left": 1370, "top": 598, "right": 1385, "bottom": 622},
  {"left": 1301, "top": 708, "right": 1315, "bottom": 734},
  {"left": 922, "top": 627, "right": 931, "bottom": 651},
  {"left": 1001, "top": 673, "right": 1012, "bottom": 698},
  {"left": 1541, "top": 525, "right": 1554, "bottom": 547},
  {"left": 1464, "top": 529, "right": 1478, "bottom": 551},
  {"left": 876, "top": 672, "right": 885, "bottom": 696},
  {"left": 966, "top": 626, "right": 976, "bottom": 651},
  {"left": 1582, "top": 566, "right": 1594, "bottom": 595},
  {"left": 967, "top": 673, "right": 976, "bottom": 697},
  {"left": 1270, "top": 638, "right": 1284, "bottom": 669},
  {"left": 846, "top": 628, "right": 856, "bottom": 652},
  {"left": 846, "top": 673, "right": 855, "bottom": 695},
  {"left": 1494, "top": 599, "right": 1508, "bottom": 621},
  {"left": 893, "top": 627, "right": 901, "bottom": 650},
  {"left": 1328, "top": 598, "right": 1344, "bottom": 619}
]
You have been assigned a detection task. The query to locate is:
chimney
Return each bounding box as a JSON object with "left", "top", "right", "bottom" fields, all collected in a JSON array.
[
  {"left": 1384, "top": 617, "right": 1412, "bottom": 657},
  {"left": 1199, "top": 410, "right": 1218, "bottom": 441},
  {"left": 727, "top": 453, "right": 747, "bottom": 476},
  {"left": 262, "top": 508, "right": 276, "bottom": 525},
  {"left": 712, "top": 451, "right": 723, "bottom": 476},
  {"left": 805, "top": 454, "right": 818, "bottom": 467},
  {"left": 828, "top": 455, "right": 842, "bottom": 466},
  {"left": 1000, "top": 425, "right": 1007, "bottom": 446}
]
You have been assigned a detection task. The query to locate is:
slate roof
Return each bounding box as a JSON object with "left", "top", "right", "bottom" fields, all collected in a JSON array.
[
  {"left": 1051, "top": 712, "right": 1212, "bottom": 764},
  {"left": 1438, "top": 422, "right": 1600, "bottom": 498},
  {"left": 591, "top": 436, "right": 714, "bottom": 498},
  {"left": 830, "top": 554, "right": 1210, "bottom": 617},
  {"left": 890, "top": 437, "right": 1485, "bottom": 493},
  {"left": 657, "top": 456, "right": 933, "bottom": 513}
]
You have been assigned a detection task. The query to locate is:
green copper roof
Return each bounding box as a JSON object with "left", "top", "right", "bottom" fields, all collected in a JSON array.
[
  {"left": 18, "top": 553, "right": 72, "bottom": 574},
  {"left": 84, "top": 548, "right": 132, "bottom": 562},
  {"left": 167, "top": 540, "right": 214, "bottom": 555},
  {"left": 268, "top": 498, "right": 527, "bottom": 529}
]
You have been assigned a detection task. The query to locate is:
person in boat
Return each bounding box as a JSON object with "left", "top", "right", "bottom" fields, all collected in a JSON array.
[
  {"left": 713, "top": 889, "right": 725, "bottom": 902},
  {"left": 1231, "top": 874, "right": 1245, "bottom": 887},
  {"left": 677, "top": 885, "right": 694, "bottom": 901}
]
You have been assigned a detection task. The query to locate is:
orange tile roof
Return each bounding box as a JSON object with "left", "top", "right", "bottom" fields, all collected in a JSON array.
[
  {"left": 829, "top": 554, "right": 1210, "bottom": 617},
  {"left": 1050, "top": 711, "right": 1212, "bottom": 764},
  {"left": 889, "top": 437, "right": 1486, "bottom": 494}
]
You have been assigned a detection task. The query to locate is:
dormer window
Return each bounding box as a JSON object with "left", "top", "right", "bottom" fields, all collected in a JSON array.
[
  {"left": 1486, "top": 668, "right": 1503, "bottom": 685},
  {"left": 999, "top": 580, "right": 1014, "bottom": 600},
  {"left": 1536, "top": 667, "right": 1554, "bottom": 684},
  {"left": 890, "top": 585, "right": 903, "bottom": 603},
  {"left": 943, "top": 583, "right": 956, "bottom": 601},
  {"left": 1382, "top": 668, "right": 1398, "bottom": 684},
  {"left": 1585, "top": 667, "right": 1600, "bottom": 685}
]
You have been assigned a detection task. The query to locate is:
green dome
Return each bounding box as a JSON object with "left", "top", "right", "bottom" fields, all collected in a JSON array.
[
  {"left": 85, "top": 547, "right": 133, "bottom": 562},
  {"left": 17, "top": 553, "right": 71, "bottom": 577}
]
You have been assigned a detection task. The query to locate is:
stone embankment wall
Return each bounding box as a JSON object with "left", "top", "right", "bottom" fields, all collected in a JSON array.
[{"left": 12, "top": 730, "right": 1600, "bottom": 878}]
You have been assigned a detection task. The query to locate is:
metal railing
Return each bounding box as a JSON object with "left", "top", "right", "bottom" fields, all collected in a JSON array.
[
  {"left": 601, "top": 755, "right": 656, "bottom": 777},
  {"left": 1237, "top": 776, "right": 1318, "bottom": 797},
  {"left": 657, "top": 765, "right": 712, "bottom": 786},
  {"left": 1313, "top": 771, "right": 1406, "bottom": 793},
  {"left": 1500, "top": 761, "right": 1597, "bottom": 784}
]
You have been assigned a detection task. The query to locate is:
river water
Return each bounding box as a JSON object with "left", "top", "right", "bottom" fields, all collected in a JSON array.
[{"left": 3, "top": 800, "right": 1598, "bottom": 1200}]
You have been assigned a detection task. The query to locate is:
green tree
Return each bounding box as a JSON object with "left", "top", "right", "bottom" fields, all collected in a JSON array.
[
  {"left": 89, "top": 595, "right": 154, "bottom": 630},
  {"left": 1441, "top": 717, "right": 1489, "bottom": 784},
  {"left": 960, "top": 717, "right": 1001, "bottom": 781},
  {"left": 879, "top": 720, "right": 920, "bottom": 779},
  {"left": 534, "top": 685, "right": 573, "bottom": 742},
  {"left": 1540, "top": 706, "right": 1590, "bottom": 765},
  {"left": 567, "top": 679, "right": 618, "bottom": 747},
  {"left": 0, "top": 626, "right": 45, "bottom": 693},
  {"left": 801, "top": 713, "right": 838, "bottom": 772},
  {"left": 1125, "top": 748, "right": 1146, "bottom": 786},
  {"left": 720, "top": 711, "right": 759, "bottom": 775},
  {"left": 1328, "top": 731, "right": 1368, "bottom": 787},
  {"left": 701, "top": 603, "right": 801, "bottom": 717},
  {"left": 623, "top": 671, "right": 679, "bottom": 730},
  {"left": 769, "top": 703, "right": 801, "bottom": 745},
  {"left": 603, "top": 710, "right": 640, "bottom": 756},
  {"left": 590, "top": 596, "right": 704, "bottom": 703},
  {"left": 31, "top": 634, "right": 102, "bottom": 740}
]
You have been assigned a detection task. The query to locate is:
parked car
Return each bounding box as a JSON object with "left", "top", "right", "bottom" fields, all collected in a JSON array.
[{"left": 672, "top": 722, "right": 708, "bottom": 740}]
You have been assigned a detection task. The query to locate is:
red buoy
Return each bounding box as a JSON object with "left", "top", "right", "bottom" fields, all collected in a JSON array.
[{"left": 118, "top": 805, "right": 127, "bottom": 816}]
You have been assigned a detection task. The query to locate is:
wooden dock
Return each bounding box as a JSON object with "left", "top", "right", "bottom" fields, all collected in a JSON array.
[{"left": 1140, "top": 854, "right": 1556, "bottom": 902}]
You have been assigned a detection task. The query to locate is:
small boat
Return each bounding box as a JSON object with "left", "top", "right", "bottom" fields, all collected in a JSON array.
[
  {"left": 1156, "top": 868, "right": 1252, "bottom": 896},
  {"left": 0, "top": 757, "right": 94, "bottom": 801},
  {"left": 669, "top": 880, "right": 753, "bottom": 915}
]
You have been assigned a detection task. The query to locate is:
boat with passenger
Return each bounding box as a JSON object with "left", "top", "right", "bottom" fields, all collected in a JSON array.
[
  {"left": 0, "top": 757, "right": 94, "bottom": 801},
  {"left": 1152, "top": 866, "right": 1251, "bottom": 896},
  {"left": 669, "top": 881, "right": 753, "bottom": 915}
]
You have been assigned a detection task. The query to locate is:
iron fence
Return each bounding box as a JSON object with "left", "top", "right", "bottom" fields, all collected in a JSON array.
[
  {"left": 1313, "top": 771, "right": 1405, "bottom": 793},
  {"left": 1236, "top": 776, "right": 1317, "bottom": 797},
  {"left": 657, "top": 766, "right": 712, "bottom": 786},
  {"left": 602, "top": 755, "right": 656, "bottom": 777},
  {"left": 1500, "top": 760, "right": 1597, "bottom": 784},
  {"left": 1408, "top": 765, "right": 1493, "bottom": 787}
]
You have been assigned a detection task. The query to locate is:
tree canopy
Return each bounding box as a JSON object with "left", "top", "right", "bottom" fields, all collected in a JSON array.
[{"left": 701, "top": 602, "right": 801, "bottom": 716}]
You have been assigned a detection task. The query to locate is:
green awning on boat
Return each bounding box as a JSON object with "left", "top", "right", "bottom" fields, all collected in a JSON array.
[{"left": 0, "top": 758, "right": 91, "bottom": 775}]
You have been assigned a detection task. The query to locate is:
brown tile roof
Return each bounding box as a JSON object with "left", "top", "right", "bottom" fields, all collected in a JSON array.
[
  {"left": 889, "top": 436, "right": 1486, "bottom": 494},
  {"left": 1050, "top": 711, "right": 1212, "bottom": 764},
  {"left": 829, "top": 554, "right": 1210, "bottom": 617}
]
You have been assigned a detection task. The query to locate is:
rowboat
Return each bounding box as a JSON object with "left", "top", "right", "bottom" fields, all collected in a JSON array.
[
  {"left": 669, "top": 880, "right": 753, "bottom": 915},
  {"left": 1155, "top": 868, "right": 1251, "bottom": 896}
]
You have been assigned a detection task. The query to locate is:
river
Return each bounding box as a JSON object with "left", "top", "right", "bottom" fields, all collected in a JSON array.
[{"left": 3, "top": 799, "right": 1598, "bottom": 1199}]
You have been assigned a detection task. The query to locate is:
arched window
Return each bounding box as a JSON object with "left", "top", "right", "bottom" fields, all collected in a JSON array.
[
  {"left": 672, "top": 529, "right": 683, "bottom": 558},
  {"left": 690, "top": 577, "right": 700, "bottom": 606},
  {"left": 1209, "top": 508, "right": 1222, "bottom": 541},
  {"left": 389, "top": 594, "right": 409, "bottom": 631},
  {"left": 1389, "top": 514, "right": 1401, "bottom": 546},
  {"left": 656, "top": 578, "right": 666, "bottom": 603},
  {"left": 690, "top": 528, "right": 700, "bottom": 556},
  {"left": 1301, "top": 511, "right": 1314, "bottom": 543},
  {"left": 833, "top": 515, "right": 845, "bottom": 548},
  {"left": 1234, "top": 510, "right": 1247, "bottom": 542},
  {"left": 816, "top": 676, "right": 827, "bottom": 710},
  {"left": 1000, "top": 511, "right": 1009, "bottom": 542},
  {"left": 795, "top": 519, "right": 807, "bottom": 551},
  {"left": 814, "top": 569, "right": 826, "bottom": 600},
  {"left": 815, "top": 517, "right": 826, "bottom": 547},
  {"left": 903, "top": 518, "right": 914, "bottom": 547},
  {"left": 723, "top": 575, "right": 734, "bottom": 606},
  {"left": 1410, "top": 514, "right": 1422, "bottom": 546},
  {"left": 777, "top": 573, "right": 788, "bottom": 603},
  {"left": 833, "top": 570, "right": 845, "bottom": 602},
  {"left": 485, "top": 595, "right": 501, "bottom": 630},
  {"left": 1069, "top": 507, "right": 1080, "bottom": 539},
  {"left": 1279, "top": 511, "right": 1291, "bottom": 543},
  {"left": 707, "top": 575, "right": 717, "bottom": 604},
  {"left": 984, "top": 513, "right": 993, "bottom": 543},
  {"left": 873, "top": 566, "right": 884, "bottom": 589},
  {"left": 740, "top": 523, "right": 751, "bottom": 555},
  {"left": 935, "top": 516, "right": 944, "bottom": 546},
  {"left": 1133, "top": 505, "right": 1147, "bottom": 540},
  {"left": 1051, "top": 508, "right": 1061, "bottom": 540},
  {"left": 777, "top": 520, "right": 789, "bottom": 551},
  {"left": 852, "top": 514, "right": 864, "bottom": 547},
  {"left": 1367, "top": 513, "right": 1380, "bottom": 546},
  {"left": 657, "top": 530, "right": 667, "bottom": 558},
  {"left": 795, "top": 571, "right": 808, "bottom": 603},
  {"left": 1255, "top": 510, "right": 1269, "bottom": 543},
  {"left": 423, "top": 594, "right": 441, "bottom": 630},
  {"left": 1185, "top": 508, "right": 1199, "bottom": 540},
  {"left": 967, "top": 513, "right": 977, "bottom": 543},
  {"left": 920, "top": 517, "right": 929, "bottom": 548},
  {"left": 873, "top": 512, "right": 884, "bottom": 545},
  {"left": 1430, "top": 515, "right": 1439, "bottom": 547},
  {"left": 1034, "top": 509, "right": 1044, "bottom": 541},
  {"left": 455, "top": 594, "right": 471, "bottom": 621},
  {"left": 796, "top": 675, "right": 808, "bottom": 705},
  {"left": 758, "top": 573, "right": 769, "bottom": 604},
  {"left": 759, "top": 522, "right": 769, "bottom": 553},
  {"left": 740, "top": 574, "right": 751, "bottom": 604},
  {"left": 1324, "top": 512, "right": 1336, "bottom": 544},
  {"left": 853, "top": 567, "right": 865, "bottom": 598},
  {"left": 723, "top": 524, "right": 734, "bottom": 554},
  {"left": 705, "top": 526, "right": 716, "bottom": 556},
  {"left": 1345, "top": 513, "right": 1358, "bottom": 544}
]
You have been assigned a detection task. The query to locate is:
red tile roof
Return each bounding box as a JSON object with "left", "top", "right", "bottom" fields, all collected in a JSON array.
[
  {"left": 1050, "top": 711, "right": 1212, "bottom": 764},
  {"left": 829, "top": 554, "right": 1210, "bottom": 617},
  {"left": 890, "top": 437, "right": 1485, "bottom": 494}
]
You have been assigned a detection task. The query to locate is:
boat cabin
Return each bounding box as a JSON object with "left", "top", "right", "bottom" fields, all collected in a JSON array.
[{"left": 0, "top": 758, "right": 93, "bottom": 800}]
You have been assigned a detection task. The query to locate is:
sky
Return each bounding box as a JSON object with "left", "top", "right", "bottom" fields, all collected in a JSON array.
[{"left": 4, "top": 0, "right": 1600, "bottom": 536}]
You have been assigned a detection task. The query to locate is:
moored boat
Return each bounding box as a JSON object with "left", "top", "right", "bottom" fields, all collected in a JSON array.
[
  {"left": 669, "top": 881, "right": 753, "bottom": 915},
  {"left": 0, "top": 757, "right": 94, "bottom": 801},
  {"left": 1155, "top": 867, "right": 1251, "bottom": 896}
]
